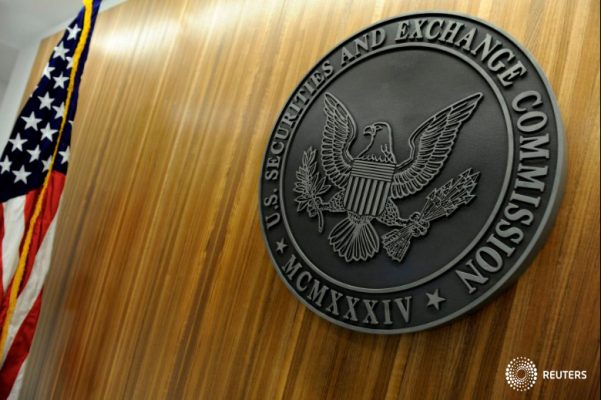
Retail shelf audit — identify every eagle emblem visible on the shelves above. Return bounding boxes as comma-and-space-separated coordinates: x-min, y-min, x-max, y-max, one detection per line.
294, 92, 483, 263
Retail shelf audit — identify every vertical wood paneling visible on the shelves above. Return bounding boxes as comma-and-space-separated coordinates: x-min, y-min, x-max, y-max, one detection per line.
16, 0, 599, 398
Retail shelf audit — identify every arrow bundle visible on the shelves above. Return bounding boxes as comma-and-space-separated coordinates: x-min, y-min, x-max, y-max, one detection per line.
382, 168, 480, 262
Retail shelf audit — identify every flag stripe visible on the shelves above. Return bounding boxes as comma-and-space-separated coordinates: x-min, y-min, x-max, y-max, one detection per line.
2, 213, 59, 364
6, 358, 27, 400
0, 295, 41, 399
1, 197, 26, 293
18, 173, 65, 295
0, 172, 63, 357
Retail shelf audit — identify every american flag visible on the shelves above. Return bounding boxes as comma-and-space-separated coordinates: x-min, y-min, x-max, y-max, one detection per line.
0, 1, 100, 397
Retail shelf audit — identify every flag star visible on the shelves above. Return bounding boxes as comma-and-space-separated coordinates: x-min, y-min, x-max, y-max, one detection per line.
12, 165, 31, 184
52, 41, 69, 60
66, 56, 73, 69
42, 156, 52, 172
8, 133, 27, 152
21, 111, 41, 130
27, 145, 41, 162
42, 64, 55, 79
66, 24, 81, 40
40, 123, 58, 142
38, 92, 54, 110
53, 73, 69, 89
59, 147, 70, 165
0, 156, 11, 174
53, 103, 65, 120
425, 289, 446, 311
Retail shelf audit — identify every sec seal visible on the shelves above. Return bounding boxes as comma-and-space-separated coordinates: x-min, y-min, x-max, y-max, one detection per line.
259, 12, 564, 333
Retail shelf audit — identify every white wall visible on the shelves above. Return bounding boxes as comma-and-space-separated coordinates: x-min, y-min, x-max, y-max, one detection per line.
0, 42, 39, 154
0, 81, 7, 105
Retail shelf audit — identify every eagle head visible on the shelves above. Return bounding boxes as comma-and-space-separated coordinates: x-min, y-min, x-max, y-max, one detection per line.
357, 122, 394, 161
363, 122, 391, 138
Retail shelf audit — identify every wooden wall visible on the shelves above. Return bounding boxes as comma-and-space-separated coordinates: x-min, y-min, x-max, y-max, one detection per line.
19, 0, 599, 398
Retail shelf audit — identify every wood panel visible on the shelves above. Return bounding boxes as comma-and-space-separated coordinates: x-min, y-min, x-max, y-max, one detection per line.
17, 0, 599, 398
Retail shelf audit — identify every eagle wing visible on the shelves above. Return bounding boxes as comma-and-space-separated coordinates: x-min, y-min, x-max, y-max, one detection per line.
320, 92, 357, 188
390, 93, 483, 199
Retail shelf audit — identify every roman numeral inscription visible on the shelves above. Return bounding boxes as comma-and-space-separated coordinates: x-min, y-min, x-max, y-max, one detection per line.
282, 255, 412, 326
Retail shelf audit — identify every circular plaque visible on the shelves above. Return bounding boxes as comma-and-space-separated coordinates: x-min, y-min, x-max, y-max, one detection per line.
259, 12, 564, 333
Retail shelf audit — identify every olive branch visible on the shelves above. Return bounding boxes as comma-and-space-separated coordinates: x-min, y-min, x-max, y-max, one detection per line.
294, 147, 330, 232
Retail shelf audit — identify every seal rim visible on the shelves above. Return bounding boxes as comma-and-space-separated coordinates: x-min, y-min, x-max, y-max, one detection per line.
258, 10, 566, 334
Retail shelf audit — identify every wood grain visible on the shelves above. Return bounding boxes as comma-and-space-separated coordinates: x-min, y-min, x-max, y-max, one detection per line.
17, 0, 599, 398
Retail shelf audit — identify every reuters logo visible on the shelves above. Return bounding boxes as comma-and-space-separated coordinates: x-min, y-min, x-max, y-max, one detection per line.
505, 357, 538, 391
